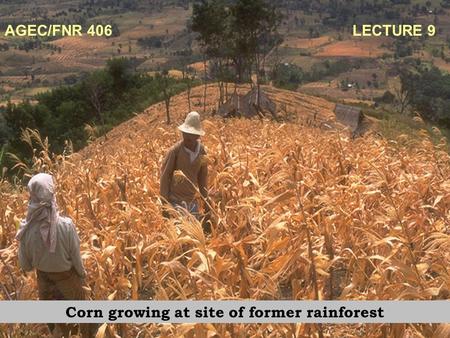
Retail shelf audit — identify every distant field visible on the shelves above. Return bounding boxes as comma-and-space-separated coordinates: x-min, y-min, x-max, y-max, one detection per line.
91, 7, 190, 39
48, 36, 110, 71
414, 50, 450, 73
0, 98, 25, 107
341, 98, 377, 106
0, 83, 14, 92
0, 86, 52, 105
282, 36, 332, 49
137, 57, 170, 71
0, 71, 79, 103
270, 52, 320, 72
0, 8, 189, 99
188, 61, 207, 73
0, 50, 38, 69
315, 38, 390, 58
335, 67, 387, 86
433, 57, 450, 73
147, 69, 184, 79
50, 36, 110, 54
300, 82, 385, 101
17, 86, 52, 97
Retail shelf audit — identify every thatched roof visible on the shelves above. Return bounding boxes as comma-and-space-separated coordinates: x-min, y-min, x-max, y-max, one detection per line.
218, 88, 277, 118
218, 93, 244, 117
334, 103, 363, 132
243, 87, 277, 117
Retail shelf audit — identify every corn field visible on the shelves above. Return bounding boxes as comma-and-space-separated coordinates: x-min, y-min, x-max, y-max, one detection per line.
0, 85, 449, 337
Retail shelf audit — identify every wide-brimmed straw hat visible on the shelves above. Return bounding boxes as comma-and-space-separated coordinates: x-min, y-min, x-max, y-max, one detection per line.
178, 111, 205, 136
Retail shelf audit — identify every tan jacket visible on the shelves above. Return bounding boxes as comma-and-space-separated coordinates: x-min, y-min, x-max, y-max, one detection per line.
160, 141, 208, 203
18, 217, 86, 278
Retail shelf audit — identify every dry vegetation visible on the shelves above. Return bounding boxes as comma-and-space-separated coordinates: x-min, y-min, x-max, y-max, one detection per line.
188, 61, 208, 74
432, 58, 450, 73
0, 85, 449, 337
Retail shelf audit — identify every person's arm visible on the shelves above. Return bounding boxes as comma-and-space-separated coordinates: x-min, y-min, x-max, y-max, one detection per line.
160, 146, 177, 204
18, 239, 33, 272
68, 222, 86, 279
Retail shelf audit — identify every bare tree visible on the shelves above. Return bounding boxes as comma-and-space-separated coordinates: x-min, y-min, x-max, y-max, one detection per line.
185, 67, 196, 113
85, 72, 108, 139
87, 82, 105, 126
392, 68, 414, 115
179, 62, 197, 114
161, 70, 173, 124
393, 82, 412, 115
203, 55, 208, 114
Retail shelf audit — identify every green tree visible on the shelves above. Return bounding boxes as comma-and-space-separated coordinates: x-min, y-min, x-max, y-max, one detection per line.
0, 111, 11, 146
231, 0, 282, 102
192, 0, 282, 108
230, 0, 282, 83
106, 57, 132, 94
192, 0, 231, 108
271, 63, 303, 90
2, 60, 189, 179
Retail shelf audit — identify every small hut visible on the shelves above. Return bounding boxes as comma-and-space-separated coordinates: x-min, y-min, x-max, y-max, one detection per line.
243, 87, 277, 118
218, 88, 277, 118
218, 92, 244, 117
334, 103, 363, 133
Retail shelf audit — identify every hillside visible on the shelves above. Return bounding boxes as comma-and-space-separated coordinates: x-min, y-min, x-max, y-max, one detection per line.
2, 0, 450, 108
0, 85, 449, 337
76, 84, 337, 161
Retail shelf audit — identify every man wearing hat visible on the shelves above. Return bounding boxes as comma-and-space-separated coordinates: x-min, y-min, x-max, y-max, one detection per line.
160, 111, 210, 228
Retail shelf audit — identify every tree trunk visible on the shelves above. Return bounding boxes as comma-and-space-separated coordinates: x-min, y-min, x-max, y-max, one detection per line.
255, 54, 261, 108
236, 57, 244, 83
250, 69, 253, 88
225, 82, 228, 102
203, 55, 207, 114
218, 59, 224, 106
165, 98, 171, 124
218, 81, 224, 106
187, 84, 191, 112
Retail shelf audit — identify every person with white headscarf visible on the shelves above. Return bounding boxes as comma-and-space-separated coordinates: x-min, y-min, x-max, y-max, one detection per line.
16, 173, 94, 337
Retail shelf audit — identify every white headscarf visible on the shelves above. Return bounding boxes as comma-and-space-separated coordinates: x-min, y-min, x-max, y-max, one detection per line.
16, 173, 59, 253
